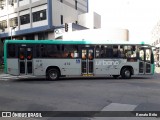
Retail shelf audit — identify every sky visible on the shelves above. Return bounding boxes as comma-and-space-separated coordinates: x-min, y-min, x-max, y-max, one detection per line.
89, 0, 160, 43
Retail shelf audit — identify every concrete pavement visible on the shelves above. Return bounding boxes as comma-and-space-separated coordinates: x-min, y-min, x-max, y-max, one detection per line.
90, 103, 160, 120
155, 67, 160, 73
1, 66, 160, 75
0, 69, 160, 120
0, 69, 3, 74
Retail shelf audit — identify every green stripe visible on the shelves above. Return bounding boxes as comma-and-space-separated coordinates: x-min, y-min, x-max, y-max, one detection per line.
151, 64, 155, 74
5, 40, 149, 46
4, 40, 8, 73
5, 40, 91, 45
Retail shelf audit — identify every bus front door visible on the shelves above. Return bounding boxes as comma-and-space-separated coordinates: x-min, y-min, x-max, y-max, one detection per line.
139, 48, 152, 74
81, 48, 94, 76
19, 46, 33, 75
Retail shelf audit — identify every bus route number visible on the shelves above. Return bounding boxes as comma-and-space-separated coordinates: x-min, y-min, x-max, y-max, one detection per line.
64, 62, 70, 66
36, 60, 42, 62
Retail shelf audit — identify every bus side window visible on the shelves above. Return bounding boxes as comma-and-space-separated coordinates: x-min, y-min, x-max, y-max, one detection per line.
95, 46, 100, 58
47, 45, 61, 58
62, 45, 79, 58
118, 49, 125, 58
67, 52, 72, 58
106, 46, 113, 58
113, 45, 118, 58
35, 45, 41, 58
88, 49, 94, 60
100, 46, 104, 58
41, 45, 48, 58
8, 44, 16, 58
82, 49, 87, 60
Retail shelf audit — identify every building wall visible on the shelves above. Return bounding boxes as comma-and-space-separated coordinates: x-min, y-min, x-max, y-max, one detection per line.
78, 12, 101, 29
63, 29, 129, 41
52, 0, 78, 26
0, 0, 88, 39
61, 0, 88, 14
94, 12, 101, 29
151, 20, 160, 47
151, 20, 160, 64
52, 0, 88, 26
0, 0, 48, 38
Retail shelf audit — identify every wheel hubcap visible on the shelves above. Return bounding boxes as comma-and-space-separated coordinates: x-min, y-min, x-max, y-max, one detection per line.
125, 70, 130, 77
50, 71, 57, 79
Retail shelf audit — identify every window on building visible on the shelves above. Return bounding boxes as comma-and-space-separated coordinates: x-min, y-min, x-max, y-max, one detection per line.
0, 0, 6, 9
32, 9, 47, 22
9, 17, 18, 27
20, 14, 30, 25
8, 0, 17, 6
25, 34, 34, 40
38, 32, 47, 40
0, 20, 7, 29
61, 15, 63, 24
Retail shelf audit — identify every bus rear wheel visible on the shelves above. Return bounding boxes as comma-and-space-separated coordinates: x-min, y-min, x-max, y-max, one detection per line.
47, 68, 60, 80
121, 68, 131, 79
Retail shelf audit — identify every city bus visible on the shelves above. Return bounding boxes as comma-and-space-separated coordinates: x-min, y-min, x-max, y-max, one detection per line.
4, 40, 155, 80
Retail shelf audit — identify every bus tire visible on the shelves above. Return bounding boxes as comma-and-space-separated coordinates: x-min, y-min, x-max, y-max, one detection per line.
121, 68, 131, 79
47, 68, 60, 80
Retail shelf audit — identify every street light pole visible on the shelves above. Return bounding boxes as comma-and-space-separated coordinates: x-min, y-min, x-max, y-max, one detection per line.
11, 26, 16, 40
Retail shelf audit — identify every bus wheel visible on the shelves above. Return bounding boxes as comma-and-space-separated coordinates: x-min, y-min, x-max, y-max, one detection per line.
121, 68, 131, 79
113, 75, 119, 79
47, 69, 60, 80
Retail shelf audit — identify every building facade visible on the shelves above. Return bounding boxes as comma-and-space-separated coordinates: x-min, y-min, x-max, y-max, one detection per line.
0, 0, 88, 41
62, 28, 129, 41
0, 0, 89, 57
151, 20, 160, 66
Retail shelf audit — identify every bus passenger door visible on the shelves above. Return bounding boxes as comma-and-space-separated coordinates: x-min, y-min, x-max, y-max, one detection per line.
139, 48, 152, 74
145, 48, 152, 74
19, 46, 33, 75
81, 48, 94, 76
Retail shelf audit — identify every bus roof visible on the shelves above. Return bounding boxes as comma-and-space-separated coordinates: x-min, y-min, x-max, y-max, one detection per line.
4, 40, 150, 46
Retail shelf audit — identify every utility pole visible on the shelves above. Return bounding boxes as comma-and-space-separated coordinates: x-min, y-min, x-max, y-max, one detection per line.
11, 26, 16, 40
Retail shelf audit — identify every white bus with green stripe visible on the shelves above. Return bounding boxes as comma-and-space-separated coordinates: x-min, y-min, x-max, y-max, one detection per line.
4, 40, 155, 80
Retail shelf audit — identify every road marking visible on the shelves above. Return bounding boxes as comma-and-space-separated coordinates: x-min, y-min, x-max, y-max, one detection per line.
101, 103, 137, 111
89, 103, 159, 120
0, 74, 37, 81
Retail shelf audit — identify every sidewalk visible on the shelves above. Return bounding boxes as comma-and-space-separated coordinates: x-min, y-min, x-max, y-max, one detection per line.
155, 67, 160, 73
0, 69, 4, 74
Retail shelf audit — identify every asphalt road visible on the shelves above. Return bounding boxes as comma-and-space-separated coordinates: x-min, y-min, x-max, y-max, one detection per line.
0, 73, 160, 120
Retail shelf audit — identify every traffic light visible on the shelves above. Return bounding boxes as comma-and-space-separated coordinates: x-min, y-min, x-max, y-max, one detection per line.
65, 23, 68, 32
